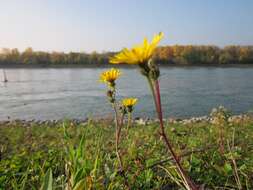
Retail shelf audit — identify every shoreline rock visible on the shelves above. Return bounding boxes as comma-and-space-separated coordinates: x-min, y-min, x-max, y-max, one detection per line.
1, 113, 252, 127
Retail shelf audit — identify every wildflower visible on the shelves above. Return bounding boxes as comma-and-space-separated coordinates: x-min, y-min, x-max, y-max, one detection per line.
110, 32, 163, 65
110, 33, 163, 79
122, 98, 138, 135
122, 98, 138, 113
99, 68, 129, 188
100, 68, 121, 87
109, 32, 198, 190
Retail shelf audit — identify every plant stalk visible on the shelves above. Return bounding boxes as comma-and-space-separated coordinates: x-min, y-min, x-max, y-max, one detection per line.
126, 112, 132, 136
110, 86, 130, 189
112, 103, 123, 170
112, 103, 131, 189
147, 77, 198, 190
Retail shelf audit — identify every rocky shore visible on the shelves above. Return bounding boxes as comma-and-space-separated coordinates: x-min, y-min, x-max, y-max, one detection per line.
0, 113, 252, 127
135, 113, 253, 125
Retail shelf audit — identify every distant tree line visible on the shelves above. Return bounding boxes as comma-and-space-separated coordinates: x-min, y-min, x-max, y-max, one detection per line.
154, 45, 253, 65
0, 46, 253, 66
0, 47, 111, 66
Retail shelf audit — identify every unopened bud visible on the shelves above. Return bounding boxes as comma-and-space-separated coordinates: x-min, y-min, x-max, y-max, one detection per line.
107, 90, 115, 103
107, 90, 113, 98
120, 106, 127, 115
148, 59, 160, 80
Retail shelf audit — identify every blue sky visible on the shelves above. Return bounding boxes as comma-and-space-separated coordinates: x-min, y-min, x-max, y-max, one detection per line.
0, 0, 252, 52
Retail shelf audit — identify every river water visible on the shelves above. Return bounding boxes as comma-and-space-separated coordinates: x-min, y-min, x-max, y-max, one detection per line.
0, 67, 253, 120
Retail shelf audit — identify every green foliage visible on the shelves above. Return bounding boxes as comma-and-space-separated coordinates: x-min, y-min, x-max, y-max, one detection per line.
40, 168, 53, 190
0, 45, 253, 66
154, 45, 253, 65
64, 132, 103, 189
0, 118, 252, 189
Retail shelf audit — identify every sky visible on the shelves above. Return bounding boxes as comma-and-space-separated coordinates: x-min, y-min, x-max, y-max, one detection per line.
0, 0, 252, 53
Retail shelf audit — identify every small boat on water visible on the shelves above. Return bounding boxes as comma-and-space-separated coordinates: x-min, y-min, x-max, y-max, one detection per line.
3, 69, 8, 82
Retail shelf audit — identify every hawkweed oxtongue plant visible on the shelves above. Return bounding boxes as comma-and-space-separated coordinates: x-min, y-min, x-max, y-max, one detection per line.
99, 68, 122, 165
99, 68, 130, 189
110, 33, 199, 190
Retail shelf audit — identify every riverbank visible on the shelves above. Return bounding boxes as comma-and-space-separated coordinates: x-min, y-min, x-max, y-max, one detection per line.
0, 113, 252, 189
1, 113, 252, 127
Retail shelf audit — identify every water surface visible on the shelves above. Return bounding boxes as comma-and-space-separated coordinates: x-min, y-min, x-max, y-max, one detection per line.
0, 67, 253, 120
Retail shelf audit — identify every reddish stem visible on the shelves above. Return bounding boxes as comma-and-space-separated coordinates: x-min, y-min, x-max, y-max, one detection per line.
153, 80, 199, 190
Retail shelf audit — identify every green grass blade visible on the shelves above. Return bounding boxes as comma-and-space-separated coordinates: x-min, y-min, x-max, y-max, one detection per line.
40, 168, 53, 190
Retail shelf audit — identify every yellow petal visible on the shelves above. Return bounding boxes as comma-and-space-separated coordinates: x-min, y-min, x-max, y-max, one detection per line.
109, 33, 164, 65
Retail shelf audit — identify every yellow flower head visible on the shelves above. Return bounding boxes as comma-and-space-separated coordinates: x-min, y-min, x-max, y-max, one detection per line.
110, 32, 164, 65
122, 98, 138, 108
100, 68, 121, 86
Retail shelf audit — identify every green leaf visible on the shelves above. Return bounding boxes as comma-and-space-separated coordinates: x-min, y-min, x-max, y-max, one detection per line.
40, 168, 53, 190
77, 135, 85, 158
224, 163, 232, 175
73, 168, 84, 186
91, 155, 99, 179
73, 179, 86, 190
239, 164, 247, 171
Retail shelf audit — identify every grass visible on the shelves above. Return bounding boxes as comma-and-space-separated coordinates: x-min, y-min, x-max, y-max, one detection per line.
0, 118, 252, 189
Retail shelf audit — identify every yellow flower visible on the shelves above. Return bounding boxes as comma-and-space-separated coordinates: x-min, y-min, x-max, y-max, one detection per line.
122, 98, 138, 107
100, 68, 121, 86
110, 32, 164, 65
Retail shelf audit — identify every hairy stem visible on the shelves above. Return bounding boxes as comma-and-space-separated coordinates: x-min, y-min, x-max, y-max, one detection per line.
112, 103, 130, 189
227, 129, 242, 190
112, 103, 123, 169
148, 78, 198, 190
110, 87, 130, 189
219, 124, 225, 155
147, 77, 159, 111
126, 112, 132, 136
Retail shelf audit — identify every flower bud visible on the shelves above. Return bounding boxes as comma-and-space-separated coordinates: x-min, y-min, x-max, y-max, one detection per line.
107, 90, 115, 103
148, 59, 160, 80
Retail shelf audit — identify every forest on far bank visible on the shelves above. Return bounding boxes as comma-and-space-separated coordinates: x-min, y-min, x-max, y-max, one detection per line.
0, 45, 253, 66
